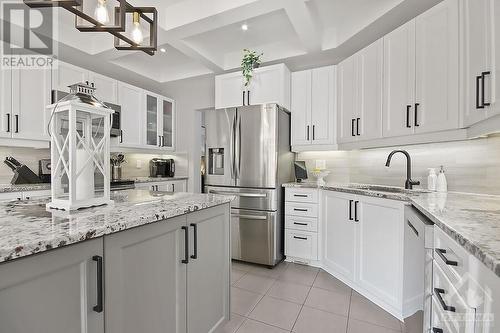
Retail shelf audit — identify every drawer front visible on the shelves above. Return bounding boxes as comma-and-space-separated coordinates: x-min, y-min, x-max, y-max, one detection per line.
285, 229, 318, 260
285, 202, 318, 217
285, 188, 319, 203
432, 262, 475, 333
285, 215, 318, 232
434, 227, 469, 284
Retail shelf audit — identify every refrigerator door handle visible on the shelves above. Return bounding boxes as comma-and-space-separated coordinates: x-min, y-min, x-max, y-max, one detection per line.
209, 190, 267, 198
230, 110, 237, 181
234, 109, 242, 181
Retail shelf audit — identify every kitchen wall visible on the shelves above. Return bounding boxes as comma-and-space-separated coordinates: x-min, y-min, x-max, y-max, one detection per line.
0, 147, 50, 185
298, 135, 500, 195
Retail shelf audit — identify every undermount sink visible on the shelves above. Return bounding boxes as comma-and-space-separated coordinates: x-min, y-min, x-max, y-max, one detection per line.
341, 184, 429, 194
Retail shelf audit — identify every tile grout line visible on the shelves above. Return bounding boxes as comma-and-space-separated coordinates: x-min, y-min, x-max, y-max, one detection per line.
345, 289, 353, 333
290, 269, 318, 332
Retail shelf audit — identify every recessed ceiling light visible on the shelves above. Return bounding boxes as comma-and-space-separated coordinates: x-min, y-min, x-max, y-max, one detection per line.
160, 48, 166, 53
241, 24, 248, 31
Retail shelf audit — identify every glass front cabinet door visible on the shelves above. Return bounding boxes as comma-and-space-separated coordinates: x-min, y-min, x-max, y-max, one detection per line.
145, 93, 159, 147
144, 92, 175, 150
161, 98, 175, 149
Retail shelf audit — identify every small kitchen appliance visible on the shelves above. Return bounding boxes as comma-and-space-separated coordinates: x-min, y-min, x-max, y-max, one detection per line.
150, 158, 175, 177
39, 159, 51, 183
4, 157, 42, 184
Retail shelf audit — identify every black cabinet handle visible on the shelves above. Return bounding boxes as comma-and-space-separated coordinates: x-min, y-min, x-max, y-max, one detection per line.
293, 194, 308, 198
181, 226, 189, 264
14, 115, 18, 133
354, 201, 359, 222
293, 222, 308, 226
406, 105, 411, 128
432, 328, 443, 333
351, 119, 356, 136
434, 288, 456, 312
172, 183, 175, 192
476, 75, 484, 109
293, 236, 308, 240
407, 220, 419, 237
119, 130, 123, 143
348, 200, 353, 221
414, 103, 420, 127
294, 208, 308, 212
482, 71, 491, 107
92, 255, 104, 313
247, 90, 250, 105
306, 125, 310, 141
242, 91, 246, 106
312, 125, 315, 140
6, 113, 10, 133
435, 248, 458, 266
190, 223, 198, 259
356, 118, 360, 136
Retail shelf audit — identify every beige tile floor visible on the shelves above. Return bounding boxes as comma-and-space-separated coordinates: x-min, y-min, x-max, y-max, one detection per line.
218, 260, 419, 333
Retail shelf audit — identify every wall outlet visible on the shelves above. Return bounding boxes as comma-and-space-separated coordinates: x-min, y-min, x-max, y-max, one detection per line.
136, 160, 142, 168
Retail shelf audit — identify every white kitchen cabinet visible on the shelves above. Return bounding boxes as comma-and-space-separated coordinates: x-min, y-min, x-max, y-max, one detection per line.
292, 66, 335, 147
186, 206, 230, 333
463, 0, 500, 127
88, 72, 118, 104
11, 67, 51, 141
0, 238, 104, 333
337, 39, 383, 143
414, 0, 459, 134
160, 97, 175, 150
322, 191, 357, 281
53, 61, 88, 92
105, 216, 187, 333
116, 82, 143, 147
0, 66, 12, 138
383, 20, 416, 138
143, 92, 176, 150
215, 64, 290, 110
137, 179, 187, 192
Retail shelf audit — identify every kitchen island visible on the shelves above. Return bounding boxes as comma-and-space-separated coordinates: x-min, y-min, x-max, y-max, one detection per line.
0, 189, 233, 333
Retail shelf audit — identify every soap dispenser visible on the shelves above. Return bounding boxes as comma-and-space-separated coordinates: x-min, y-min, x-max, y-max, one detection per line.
427, 168, 437, 191
436, 166, 448, 192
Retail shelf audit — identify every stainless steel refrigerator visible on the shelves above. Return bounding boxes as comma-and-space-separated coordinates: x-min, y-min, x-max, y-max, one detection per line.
203, 104, 294, 267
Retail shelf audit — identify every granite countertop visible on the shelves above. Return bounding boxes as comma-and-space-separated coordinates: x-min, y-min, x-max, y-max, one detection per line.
0, 189, 232, 264
284, 182, 500, 278
134, 176, 189, 183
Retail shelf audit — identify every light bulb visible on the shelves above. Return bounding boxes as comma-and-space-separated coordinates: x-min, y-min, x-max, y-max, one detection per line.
94, 0, 109, 24
131, 12, 143, 44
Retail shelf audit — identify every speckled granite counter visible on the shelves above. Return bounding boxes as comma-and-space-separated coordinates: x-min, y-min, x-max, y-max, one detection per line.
0, 183, 50, 193
134, 176, 189, 183
283, 182, 500, 278
0, 189, 232, 263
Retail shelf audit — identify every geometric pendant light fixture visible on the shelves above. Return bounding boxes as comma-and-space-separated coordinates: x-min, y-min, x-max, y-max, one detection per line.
113, 6, 157, 56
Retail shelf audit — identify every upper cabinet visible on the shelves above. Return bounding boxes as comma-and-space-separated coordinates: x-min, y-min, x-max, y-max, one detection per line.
463, 0, 500, 126
88, 72, 118, 104
215, 63, 291, 110
383, 0, 459, 137
143, 92, 176, 151
116, 82, 143, 147
291, 66, 336, 148
338, 39, 383, 144
53, 61, 88, 93
0, 66, 13, 139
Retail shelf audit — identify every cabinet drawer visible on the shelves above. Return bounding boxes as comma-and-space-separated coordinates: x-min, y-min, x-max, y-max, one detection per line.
285, 202, 318, 217
285, 229, 318, 260
434, 227, 469, 284
432, 262, 475, 333
285, 215, 318, 232
285, 188, 319, 203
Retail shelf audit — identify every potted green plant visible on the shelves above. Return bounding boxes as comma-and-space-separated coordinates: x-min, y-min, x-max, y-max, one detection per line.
241, 49, 263, 87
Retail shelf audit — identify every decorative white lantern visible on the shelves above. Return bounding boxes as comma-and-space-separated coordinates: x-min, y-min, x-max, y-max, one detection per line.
47, 82, 114, 211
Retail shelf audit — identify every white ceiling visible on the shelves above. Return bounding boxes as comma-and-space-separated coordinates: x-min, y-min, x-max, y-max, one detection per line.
5, 0, 443, 86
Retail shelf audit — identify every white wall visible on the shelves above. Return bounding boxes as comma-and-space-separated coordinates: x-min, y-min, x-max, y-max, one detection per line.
162, 74, 215, 192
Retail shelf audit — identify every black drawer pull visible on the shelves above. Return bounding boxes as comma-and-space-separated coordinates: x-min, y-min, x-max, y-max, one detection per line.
293, 222, 308, 226
293, 194, 308, 198
351, 119, 356, 136
14, 115, 18, 133
482, 71, 491, 107
348, 200, 353, 221
354, 201, 359, 222
476, 75, 484, 109
406, 105, 411, 128
181, 226, 189, 264
6, 113, 10, 133
293, 236, 308, 240
356, 118, 360, 136
190, 223, 198, 259
435, 248, 458, 266
414, 103, 420, 127
293, 208, 308, 212
434, 288, 456, 312
92, 255, 104, 313
407, 220, 419, 237
432, 328, 443, 333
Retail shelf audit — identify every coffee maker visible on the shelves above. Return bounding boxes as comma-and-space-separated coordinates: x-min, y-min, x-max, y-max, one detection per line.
150, 158, 175, 177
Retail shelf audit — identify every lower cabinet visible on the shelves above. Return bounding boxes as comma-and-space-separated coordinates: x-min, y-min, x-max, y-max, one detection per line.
0, 239, 104, 333
136, 179, 188, 192
321, 190, 405, 318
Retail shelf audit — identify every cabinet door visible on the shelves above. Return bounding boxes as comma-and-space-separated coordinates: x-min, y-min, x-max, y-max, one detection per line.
291, 70, 312, 146
53, 61, 88, 92
88, 72, 118, 103
215, 73, 245, 109
145, 93, 160, 147
487, 0, 500, 119
0, 66, 12, 138
337, 56, 358, 143
357, 196, 404, 310
357, 39, 383, 141
0, 238, 104, 333
311, 66, 335, 145
117, 83, 143, 146
463, 0, 492, 126
12, 67, 51, 140
250, 64, 289, 107
383, 20, 416, 138
415, 0, 459, 134
322, 191, 356, 281
105, 216, 187, 333
187, 205, 230, 333
171, 180, 186, 192
161, 97, 175, 149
